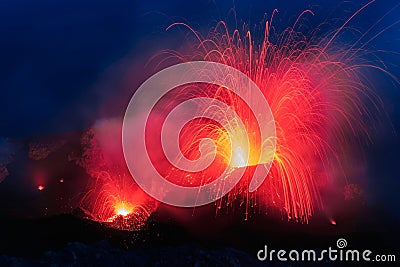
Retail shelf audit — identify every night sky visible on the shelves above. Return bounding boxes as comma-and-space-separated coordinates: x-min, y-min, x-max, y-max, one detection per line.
0, 0, 399, 220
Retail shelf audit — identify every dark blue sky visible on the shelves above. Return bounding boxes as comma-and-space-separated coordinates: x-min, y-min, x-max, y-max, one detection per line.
0, 0, 398, 137
0, 0, 399, 217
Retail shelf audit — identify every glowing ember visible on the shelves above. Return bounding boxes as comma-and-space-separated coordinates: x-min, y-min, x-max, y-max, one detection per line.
80, 5, 382, 225
37, 185, 45, 191
114, 201, 133, 217
153, 8, 380, 222
78, 127, 158, 230
106, 202, 152, 231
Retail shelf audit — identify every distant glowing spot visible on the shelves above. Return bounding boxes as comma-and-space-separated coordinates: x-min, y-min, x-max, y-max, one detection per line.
59, 179, 64, 183
330, 218, 337, 225
114, 201, 133, 217
38, 185, 45, 191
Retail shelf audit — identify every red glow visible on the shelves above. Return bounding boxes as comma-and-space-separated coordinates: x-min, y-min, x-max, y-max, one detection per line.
114, 201, 133, 217
78, 126, 158, 230
152, 16, 377, 222
79, 11, 379, 226
37, 185, 45, 191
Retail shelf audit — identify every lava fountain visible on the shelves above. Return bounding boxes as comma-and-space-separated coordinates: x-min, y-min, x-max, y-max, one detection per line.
146, 9, 381, 222
81, 4, 384, 227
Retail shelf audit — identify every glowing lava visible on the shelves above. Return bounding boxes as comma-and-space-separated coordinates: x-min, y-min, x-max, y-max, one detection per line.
78, 128, 158, 230
231, 146, 247, 168
152, 8, 380, 222
80, 5, 383, 225
114, 201, 133, 217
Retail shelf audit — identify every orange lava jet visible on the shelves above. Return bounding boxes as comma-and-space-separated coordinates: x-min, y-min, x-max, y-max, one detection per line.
79, 5, 383, 226
114, 201, 133, 217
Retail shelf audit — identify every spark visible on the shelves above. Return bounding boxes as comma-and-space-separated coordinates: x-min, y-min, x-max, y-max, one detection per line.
79, 5, 386, 226
154, 10, 381, 222
114, 201, 133, 217
77, 128, 158, 230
